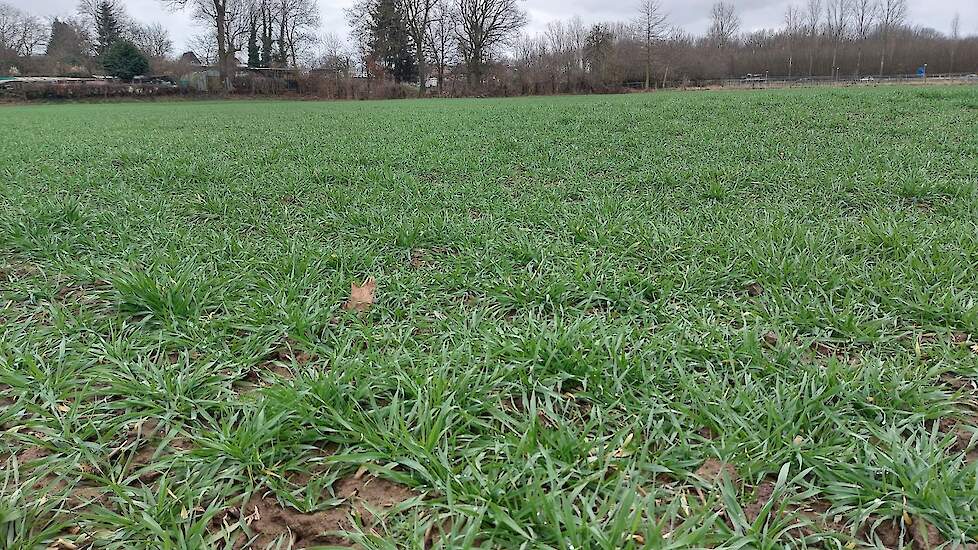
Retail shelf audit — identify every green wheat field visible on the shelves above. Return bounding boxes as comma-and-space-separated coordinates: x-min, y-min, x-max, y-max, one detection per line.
1, 86, 977, 549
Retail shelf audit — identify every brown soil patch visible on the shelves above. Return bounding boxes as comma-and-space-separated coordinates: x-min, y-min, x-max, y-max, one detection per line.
696, 426, 716, 440
0, 258, 38, 280
561, 392, 593, 421
911, 518, 946, 549
125, 437, 192, 483
409, 247, 457, 271
67, 484, 109, 509
501, 395, 556, 428
936, 375, 978, 463
940, 374, 977, 396
220, 475, 419, 548
951, 332, 971, 345
112, 419, 192, 482
938, 417, 978, 464
793, 499, 849, 535
409, 249, 429, 269
275, 338, 314, 365
805, 339, 863, 366
856, 516, 948, 549
16, 445, 51, 464
811, 341, 839, 358
236, 362, 295, 394
284, 446, 337, 486
742, 481, 776, 524
55, 280, 113, 310
862, 517, 903, 548
732, 477, 957, 547
740, 482, 849, 536
694, 459, 739, 485
460, 292, 478, 307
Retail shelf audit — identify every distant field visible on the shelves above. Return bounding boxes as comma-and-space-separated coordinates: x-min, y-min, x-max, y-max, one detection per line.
1, 87, 977, 549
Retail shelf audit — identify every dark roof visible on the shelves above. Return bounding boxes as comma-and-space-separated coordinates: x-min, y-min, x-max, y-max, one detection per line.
180, 52, 203, 65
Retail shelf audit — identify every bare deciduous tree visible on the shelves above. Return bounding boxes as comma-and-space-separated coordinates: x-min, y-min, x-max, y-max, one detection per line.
824, 0, 850, 79
455, 0, 526, 86
949, 12, 960, 72
162, 0, 237, 87
132, 22, 173, 57
426, 0, 455, 94
851, 0, 875, 76
804, 0, 821, 75
547, 20, 579, 91
708, 2, 740, 49
400, 0, 437, 94
784, 5, 802, 77
274, 0, 318, 66
877, 0, 907, 76
634, 0, 667, 89
0, 2, 47, 57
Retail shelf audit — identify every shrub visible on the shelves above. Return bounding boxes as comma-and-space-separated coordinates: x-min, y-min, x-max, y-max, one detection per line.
102, 40, 150, 81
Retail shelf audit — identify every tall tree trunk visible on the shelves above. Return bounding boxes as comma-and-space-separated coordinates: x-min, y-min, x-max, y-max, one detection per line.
878, 40, 885, 77
855, 44, 862, 77
830, 46, 838, 79
469, 44, 483, 87
278, 20, 287, 66
416, 43, 426, 97
261, 6, 272, 67
808, 38, 815, 77
214, 0, 230, 90
644, 44, 651, 89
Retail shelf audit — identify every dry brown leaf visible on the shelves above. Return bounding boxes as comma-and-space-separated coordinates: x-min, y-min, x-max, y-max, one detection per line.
344, 278, 377, 312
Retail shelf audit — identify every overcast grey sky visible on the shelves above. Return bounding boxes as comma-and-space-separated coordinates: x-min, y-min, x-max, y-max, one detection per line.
11, 0, 977, 54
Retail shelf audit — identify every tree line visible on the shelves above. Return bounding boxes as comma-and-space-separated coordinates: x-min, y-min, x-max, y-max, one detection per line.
2, 0, 977, 94
1, 0, 173, 79
502, 0, 978, 96
167, 0, 320, 88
